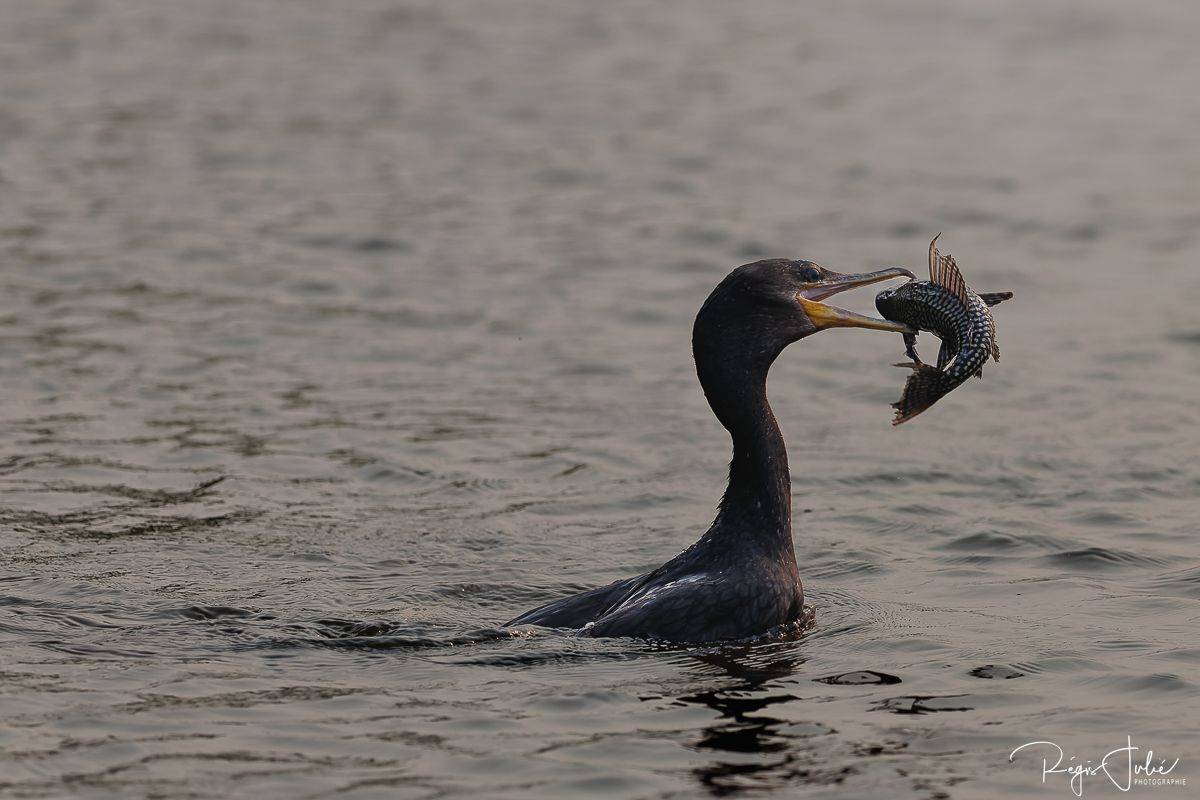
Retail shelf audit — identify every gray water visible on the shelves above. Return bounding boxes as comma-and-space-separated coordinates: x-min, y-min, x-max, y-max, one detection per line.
1, 1, 1198, 798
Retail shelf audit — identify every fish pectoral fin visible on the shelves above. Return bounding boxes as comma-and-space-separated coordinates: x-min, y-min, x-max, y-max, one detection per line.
978, 291, 1013, 307
927, 235, 971, 309
936, 340, 954, 371
991, 340, 1001, 362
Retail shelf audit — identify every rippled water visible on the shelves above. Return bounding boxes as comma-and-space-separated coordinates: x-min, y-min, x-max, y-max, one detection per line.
1, 1, 1198, 797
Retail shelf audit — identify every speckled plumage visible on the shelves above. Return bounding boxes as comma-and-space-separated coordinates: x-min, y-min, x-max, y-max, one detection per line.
874, 237, 1012, 424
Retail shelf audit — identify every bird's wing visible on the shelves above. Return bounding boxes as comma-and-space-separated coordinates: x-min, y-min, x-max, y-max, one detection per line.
504, 573, 647, 629
584, 573, 775, 642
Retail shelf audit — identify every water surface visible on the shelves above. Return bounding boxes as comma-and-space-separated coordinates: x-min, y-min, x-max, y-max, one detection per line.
1, 1, 1198, 797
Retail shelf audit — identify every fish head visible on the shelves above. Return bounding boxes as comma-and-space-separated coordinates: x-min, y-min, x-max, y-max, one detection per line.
874, 279, 923, 323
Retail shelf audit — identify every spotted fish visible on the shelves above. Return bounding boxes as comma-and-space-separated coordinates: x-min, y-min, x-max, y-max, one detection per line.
873, 236, 1013, 425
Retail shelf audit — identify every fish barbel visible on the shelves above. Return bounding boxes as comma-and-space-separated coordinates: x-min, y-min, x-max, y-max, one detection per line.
874, 235, 1013, 424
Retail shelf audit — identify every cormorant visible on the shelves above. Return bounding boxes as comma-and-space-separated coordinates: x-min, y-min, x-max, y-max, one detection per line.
506, 259, 915, 642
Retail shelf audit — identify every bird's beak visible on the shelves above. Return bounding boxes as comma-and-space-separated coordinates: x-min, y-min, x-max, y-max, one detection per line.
797, 267, 916, 333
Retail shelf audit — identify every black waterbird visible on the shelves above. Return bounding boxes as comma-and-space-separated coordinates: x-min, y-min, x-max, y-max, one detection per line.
874, 236, 1013, 425
506, 260, 916, 643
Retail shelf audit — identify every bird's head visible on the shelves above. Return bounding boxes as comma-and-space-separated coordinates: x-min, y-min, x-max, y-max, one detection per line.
694, 259, 917, 363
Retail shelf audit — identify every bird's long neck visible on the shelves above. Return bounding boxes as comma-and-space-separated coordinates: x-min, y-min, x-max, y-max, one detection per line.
696, 352, 794, 554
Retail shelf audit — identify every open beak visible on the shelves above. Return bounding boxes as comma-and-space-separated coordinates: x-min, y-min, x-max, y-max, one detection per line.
797, 266, 916, 333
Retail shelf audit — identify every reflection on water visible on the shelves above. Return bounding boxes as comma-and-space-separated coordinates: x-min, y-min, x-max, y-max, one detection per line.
2, 0, 1199, 798
678, 651, 811, 795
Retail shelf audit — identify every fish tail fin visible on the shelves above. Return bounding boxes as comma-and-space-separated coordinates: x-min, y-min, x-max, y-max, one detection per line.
978, 291, 1013, 307
891, 363, 948, 425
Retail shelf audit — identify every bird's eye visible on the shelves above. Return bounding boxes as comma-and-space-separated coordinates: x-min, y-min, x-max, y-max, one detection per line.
800, 266, 822, 283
